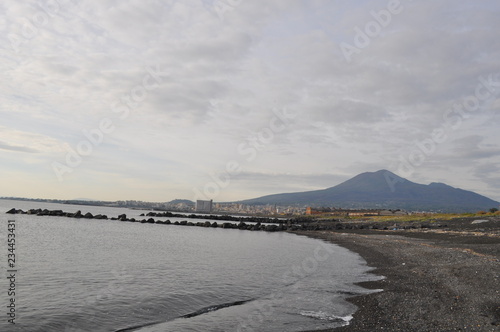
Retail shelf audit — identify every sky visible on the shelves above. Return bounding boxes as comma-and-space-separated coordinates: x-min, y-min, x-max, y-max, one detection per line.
1, 0, 499, 203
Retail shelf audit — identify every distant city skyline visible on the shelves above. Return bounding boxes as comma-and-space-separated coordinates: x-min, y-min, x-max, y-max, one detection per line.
1, 1, 499, 203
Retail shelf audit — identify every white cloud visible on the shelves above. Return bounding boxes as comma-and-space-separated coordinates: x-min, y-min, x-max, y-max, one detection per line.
0, 0, 499, 202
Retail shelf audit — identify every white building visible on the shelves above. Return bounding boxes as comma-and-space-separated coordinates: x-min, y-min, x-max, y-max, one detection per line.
196, 199, 213, 213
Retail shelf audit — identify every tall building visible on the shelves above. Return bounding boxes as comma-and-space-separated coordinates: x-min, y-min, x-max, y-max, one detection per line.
196, 199, 213, 213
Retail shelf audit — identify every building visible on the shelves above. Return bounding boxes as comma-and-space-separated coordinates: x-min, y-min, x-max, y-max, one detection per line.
196, 199, 213, 213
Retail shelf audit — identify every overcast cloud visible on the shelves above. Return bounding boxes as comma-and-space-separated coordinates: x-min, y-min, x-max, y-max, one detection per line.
1, 0, 499, 203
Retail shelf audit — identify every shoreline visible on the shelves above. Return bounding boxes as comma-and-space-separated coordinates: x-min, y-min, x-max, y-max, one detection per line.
295, 225, 500, 331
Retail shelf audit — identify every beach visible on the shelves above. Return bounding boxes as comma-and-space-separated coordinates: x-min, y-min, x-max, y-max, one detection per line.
296, 217, 500, 331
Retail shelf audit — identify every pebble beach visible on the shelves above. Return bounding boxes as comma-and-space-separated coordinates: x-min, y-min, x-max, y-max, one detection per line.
297, 217, 500, 331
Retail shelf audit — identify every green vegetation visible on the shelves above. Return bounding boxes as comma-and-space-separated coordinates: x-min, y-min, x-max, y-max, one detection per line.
312, 211, 500, 223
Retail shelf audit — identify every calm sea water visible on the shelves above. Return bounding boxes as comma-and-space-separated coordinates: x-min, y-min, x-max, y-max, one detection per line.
0, 199, 381, 332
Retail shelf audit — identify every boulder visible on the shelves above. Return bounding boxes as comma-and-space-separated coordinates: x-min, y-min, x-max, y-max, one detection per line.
265, 225, 278, 232
51, 210, 64, 216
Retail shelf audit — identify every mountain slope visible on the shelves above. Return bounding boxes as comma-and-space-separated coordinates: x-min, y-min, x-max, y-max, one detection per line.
238, 170, 500, 212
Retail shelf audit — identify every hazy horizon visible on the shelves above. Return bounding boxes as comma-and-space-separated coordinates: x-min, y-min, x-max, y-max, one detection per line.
1, 1, 500, 203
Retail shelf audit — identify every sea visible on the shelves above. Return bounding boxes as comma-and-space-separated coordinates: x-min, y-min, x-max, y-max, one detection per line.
0, 199, 382, 332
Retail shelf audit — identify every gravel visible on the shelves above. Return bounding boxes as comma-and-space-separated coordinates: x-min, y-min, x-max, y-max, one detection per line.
295, 224, 500, 332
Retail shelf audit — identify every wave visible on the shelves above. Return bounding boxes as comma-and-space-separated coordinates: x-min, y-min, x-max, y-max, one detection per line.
300, 310, 353, 323
114, 299, 253, 332
181, 299, 253, 318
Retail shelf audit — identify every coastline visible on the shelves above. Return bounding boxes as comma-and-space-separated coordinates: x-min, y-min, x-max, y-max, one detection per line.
295, 224, 500, 331
4, 204, 500, 330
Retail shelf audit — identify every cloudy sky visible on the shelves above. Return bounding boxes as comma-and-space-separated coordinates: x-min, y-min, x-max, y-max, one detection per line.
1, 0, 499, 203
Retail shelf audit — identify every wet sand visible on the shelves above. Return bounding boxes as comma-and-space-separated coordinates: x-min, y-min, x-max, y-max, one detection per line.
295, 218, 500, 331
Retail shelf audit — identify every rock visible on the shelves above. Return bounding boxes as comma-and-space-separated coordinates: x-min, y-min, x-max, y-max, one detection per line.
83, 212, 93, 219
211, 222, 218, 228
265, 225, 278, 232
73, 210, 83, 218
6, 208, 18, 214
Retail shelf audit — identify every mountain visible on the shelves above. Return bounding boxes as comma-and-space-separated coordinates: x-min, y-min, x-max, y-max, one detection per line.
168, 199, 194, 206
238, 170, 500, 212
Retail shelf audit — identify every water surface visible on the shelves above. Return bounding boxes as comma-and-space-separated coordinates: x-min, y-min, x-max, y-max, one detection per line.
0, 199, 380, 332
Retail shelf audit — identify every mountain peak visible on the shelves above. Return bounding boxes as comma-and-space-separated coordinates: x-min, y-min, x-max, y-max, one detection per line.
238, 170, 500, 212
428, 182, 450, 188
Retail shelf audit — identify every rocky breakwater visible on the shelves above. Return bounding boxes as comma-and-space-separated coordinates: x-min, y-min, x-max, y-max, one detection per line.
5, 208, 294, 232
139, 211, 285, 224
6, 208, 108, 219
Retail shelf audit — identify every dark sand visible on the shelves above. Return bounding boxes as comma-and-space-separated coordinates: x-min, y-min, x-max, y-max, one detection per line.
295, 217, 500, 331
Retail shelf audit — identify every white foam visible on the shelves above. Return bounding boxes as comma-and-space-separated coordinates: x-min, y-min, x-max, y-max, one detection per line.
300, 310, 353, 323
